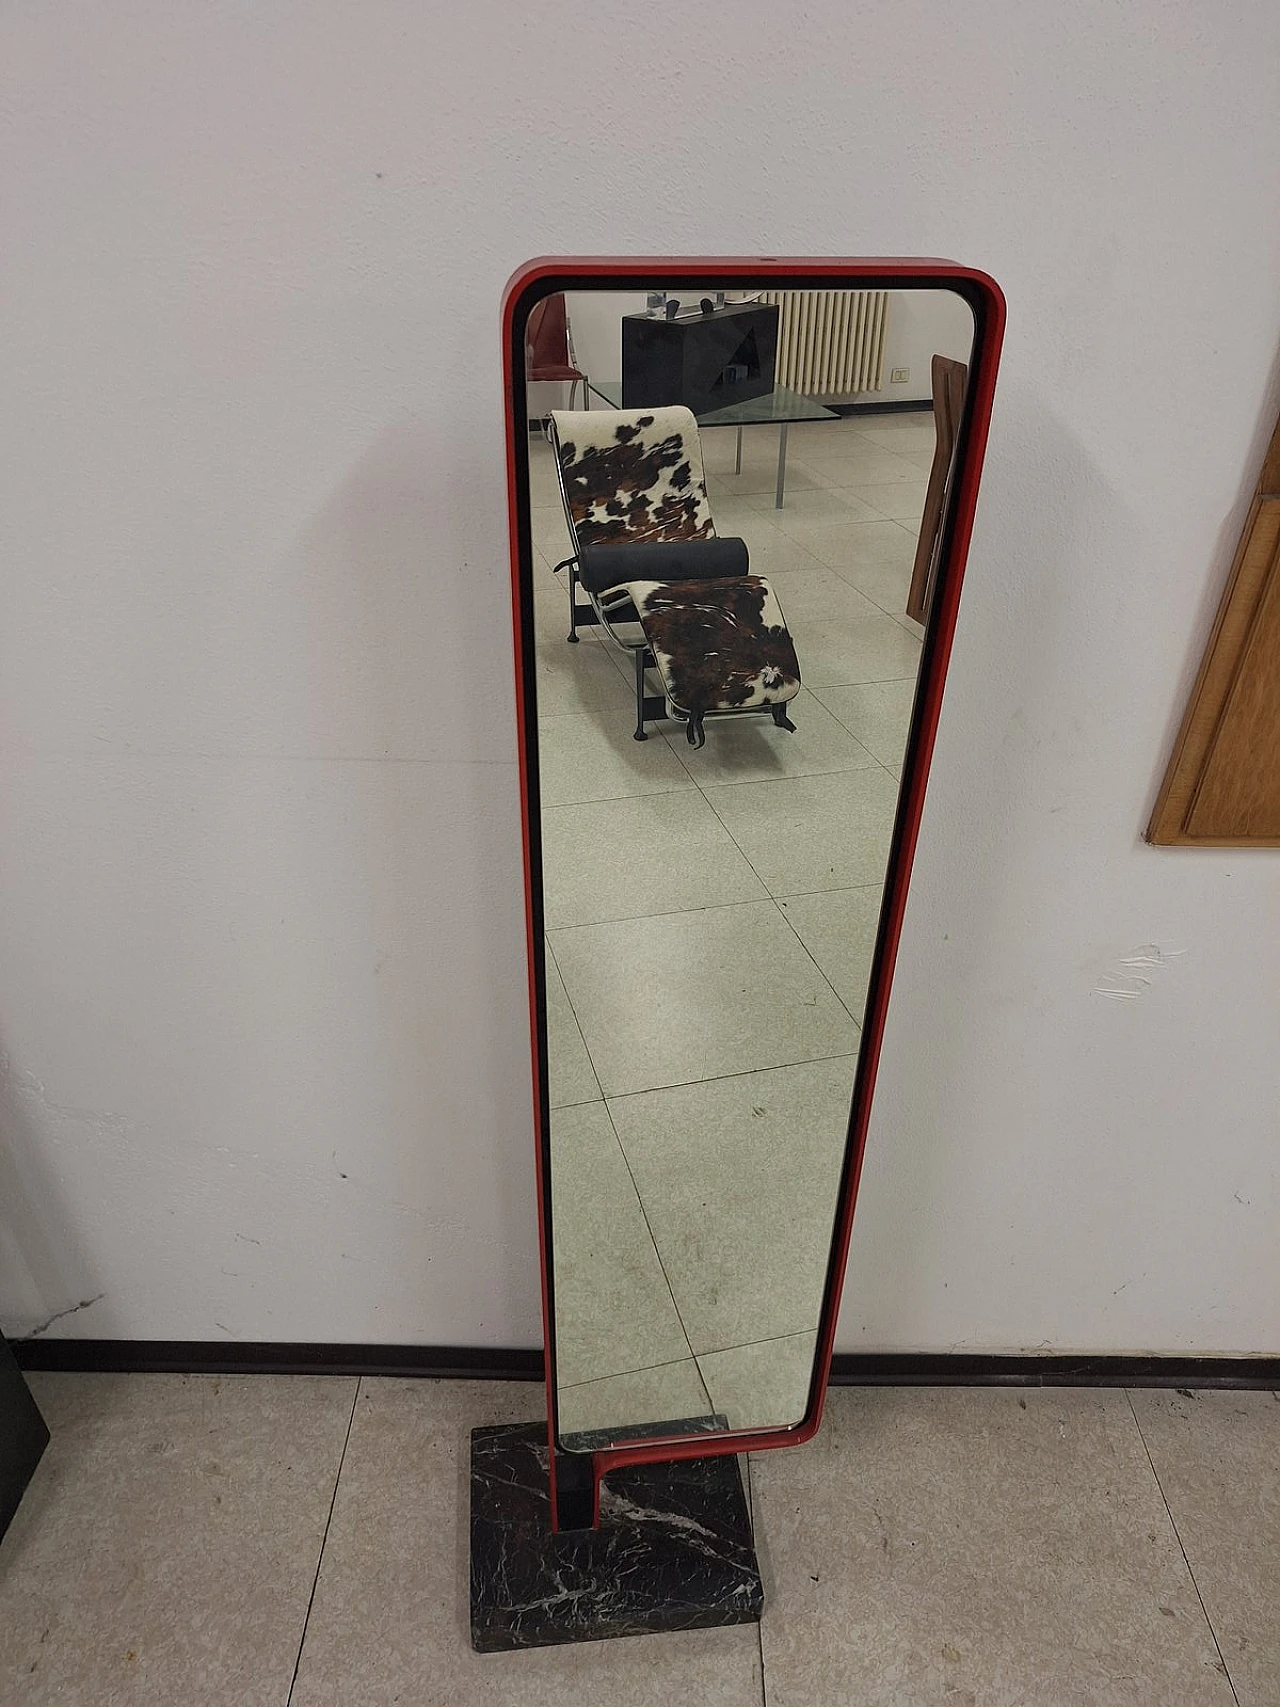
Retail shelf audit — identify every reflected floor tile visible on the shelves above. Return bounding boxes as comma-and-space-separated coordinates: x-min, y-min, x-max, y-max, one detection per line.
291, 1379, 766, 1705
558, 1359, 714, 1446
549, 1102, 691, 1386
812, 678, 917, 767
711, 521, 827, 578
753, 1387, 1233, 1707
705, 770, 900, 896
608, 1057, 856, 1354
1130, 1389, 1280, 1704
770, 420, 860, 453
550, 901, 858, 1096
663, 690, 879, 788
702, 427, 815, 473
776, 886, 882, 1022
545, 947, 601, 1109
531, 505, 573, 561
708, 462, 828, 497
860, 424, 937, 456
798, 447, 923, 486
823, 544, 917, 618
532, 609, 633, 721
845, 480, 928, 523
900, 447, 939, 474
747, 570, 922, 688
698, 1333, 818, 1434
541, 791, 765, 930
746, 486, 884, 526
1, 1373, 356, 1707
777, 515, 917, 576
527, 464, 565, 509
537, 711, 695, 808
703, 494, 765, 537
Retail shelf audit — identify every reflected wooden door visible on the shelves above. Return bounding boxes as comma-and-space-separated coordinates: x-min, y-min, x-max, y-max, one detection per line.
906, 354, 968, 625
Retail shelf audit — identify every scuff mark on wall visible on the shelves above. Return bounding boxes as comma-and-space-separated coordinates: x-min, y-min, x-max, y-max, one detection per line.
1092, 944, 1187, 1001
3, 1055, 132, 1140
17, 1293, 105, 1340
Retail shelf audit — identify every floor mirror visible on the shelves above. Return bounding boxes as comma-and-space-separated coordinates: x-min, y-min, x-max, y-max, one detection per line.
478, 257, 1003, 1648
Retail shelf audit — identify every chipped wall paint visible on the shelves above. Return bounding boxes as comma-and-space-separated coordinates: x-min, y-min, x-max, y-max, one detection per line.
2, 2, 1279, 1352
1093, 946, 1187, 1002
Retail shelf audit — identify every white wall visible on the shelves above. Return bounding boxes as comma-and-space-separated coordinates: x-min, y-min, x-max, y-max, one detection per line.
2, 2, 1279, 1354
880, 289, 977, 402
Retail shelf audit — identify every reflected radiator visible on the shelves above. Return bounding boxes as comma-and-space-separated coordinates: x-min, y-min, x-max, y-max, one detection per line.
758, 290, 888, 397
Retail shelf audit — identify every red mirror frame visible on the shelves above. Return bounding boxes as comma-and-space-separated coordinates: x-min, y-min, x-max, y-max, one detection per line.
503, 258, 1005, 1528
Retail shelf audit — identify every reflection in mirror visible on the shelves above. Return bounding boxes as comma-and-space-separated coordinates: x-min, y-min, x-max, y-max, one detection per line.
522, 287, 975, 1452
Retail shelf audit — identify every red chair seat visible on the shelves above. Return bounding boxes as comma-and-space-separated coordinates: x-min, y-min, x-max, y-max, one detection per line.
530, 362, 585, 382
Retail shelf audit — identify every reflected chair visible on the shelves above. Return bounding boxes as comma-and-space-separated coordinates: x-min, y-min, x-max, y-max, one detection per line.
547, 405, 801, 747
525, 294, 589, 410
905, 354, 968, 624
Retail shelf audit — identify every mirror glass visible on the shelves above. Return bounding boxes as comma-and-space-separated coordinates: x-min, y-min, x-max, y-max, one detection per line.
520, 284, 975, 1450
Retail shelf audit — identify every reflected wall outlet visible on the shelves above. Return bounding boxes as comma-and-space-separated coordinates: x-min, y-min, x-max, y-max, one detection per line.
890, 367, 910, 383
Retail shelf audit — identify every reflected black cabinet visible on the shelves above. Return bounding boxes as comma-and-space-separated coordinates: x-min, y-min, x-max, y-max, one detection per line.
622, 301, 780, 415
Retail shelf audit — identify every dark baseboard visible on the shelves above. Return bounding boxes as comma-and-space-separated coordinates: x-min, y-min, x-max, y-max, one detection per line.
13, 1340, 544, 1380
12, 1340, 1279, 1390
828, 400, 933, 418
829, 1352, 1280, 1389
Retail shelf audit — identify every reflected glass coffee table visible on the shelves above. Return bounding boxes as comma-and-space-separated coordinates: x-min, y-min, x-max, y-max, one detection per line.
588, 381, 838, 508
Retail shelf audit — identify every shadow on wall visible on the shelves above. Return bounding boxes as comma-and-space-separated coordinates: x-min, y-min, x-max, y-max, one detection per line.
0, 417, 540, 1346
275, 418, 539, 1341
276, 417, 520, 766
839, 379, 1145, 1350
0, 1045, 103, 1341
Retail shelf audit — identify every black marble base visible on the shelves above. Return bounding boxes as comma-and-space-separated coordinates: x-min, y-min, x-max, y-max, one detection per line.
559, 1408, 726, 1455
469, 1422, 763, 1652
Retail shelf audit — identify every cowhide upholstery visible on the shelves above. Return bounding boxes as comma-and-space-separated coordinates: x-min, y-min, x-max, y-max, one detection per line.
625, 576, 801, 719
550, 407, 715, 549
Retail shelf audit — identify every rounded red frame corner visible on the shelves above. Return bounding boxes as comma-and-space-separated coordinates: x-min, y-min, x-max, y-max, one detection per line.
501, 257, 1005, 1525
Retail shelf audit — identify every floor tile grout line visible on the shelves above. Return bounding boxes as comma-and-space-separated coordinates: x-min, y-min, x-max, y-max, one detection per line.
543, 932, 605, 1105
767, 889, 867, 1032
686, 751, 910, 795
1123, 1389, 1241, 1707
546, 836, 849, 930
549, 922, 707, 1404
807, 679, 920, 767
559, 1351, 716, 1395
285, 1376, 362, 1707
599, 1044, 861, 1104
694, 782, 867, 1032
559, 1321, 819, 1396
599, 1097, 714, 1414
697, 1325, 820, 1362
547, 890, 829, 939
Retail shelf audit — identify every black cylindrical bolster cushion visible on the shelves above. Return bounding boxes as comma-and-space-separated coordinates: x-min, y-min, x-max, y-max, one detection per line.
578, 536, 750, 595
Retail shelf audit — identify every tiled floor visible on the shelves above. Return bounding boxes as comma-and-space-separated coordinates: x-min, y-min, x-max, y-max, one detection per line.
529, 413, 929, 1440
4, 1372, 1277, 1705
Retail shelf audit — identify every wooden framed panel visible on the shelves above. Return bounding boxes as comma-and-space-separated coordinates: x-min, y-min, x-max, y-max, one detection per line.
1148, 412, 1280, 846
